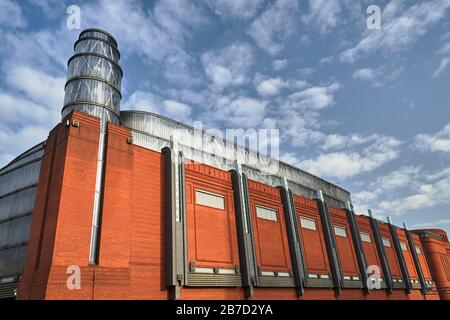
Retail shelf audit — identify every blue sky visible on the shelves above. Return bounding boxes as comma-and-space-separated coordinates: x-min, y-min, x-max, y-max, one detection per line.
0, 0, 449, 233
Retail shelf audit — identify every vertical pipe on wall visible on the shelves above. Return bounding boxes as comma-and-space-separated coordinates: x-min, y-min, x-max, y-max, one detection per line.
368, 209, 393, 294
403, 223, 427, 295
316, 190, 342, 295
162, 137, 187, 300
387, 217, 412, 293
88, 116, 107, 264
345, 201, 369, 293
230, 162, 258, 298
278, 177, 306, 296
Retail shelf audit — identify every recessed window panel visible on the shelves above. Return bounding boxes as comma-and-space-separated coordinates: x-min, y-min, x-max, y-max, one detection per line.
382, 238, 391, 247
300, 217, 317, 231
256, 206, 277, 222
400, 242, 408, 251
334, 226, 347, 238
195, 190, 225, 210
360, 233, 371, 243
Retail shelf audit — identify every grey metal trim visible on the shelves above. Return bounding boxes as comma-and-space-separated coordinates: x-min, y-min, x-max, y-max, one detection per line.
306, 278, 334, 288
258, 276, 295, 288
0, 281, 18, 299
368, 210, 393, 294
0, 211, 33, 225
67, 52, 123, 76
0, 184, 37, 200
187, 273, 242, 287
387, 217, 412, 293
79, 28, 118, 48
74, 37, 121, 59
345, 202, 369, 293
162, 147, 177, 294
316, 190, 342, 295
277, 178, 306, 296
342, 279, 364, 289
403, 223, 427, 294
179, 152, 189, 286
230, 167, 257, 298
162, 145, 187, 299
64, 76, 122, 98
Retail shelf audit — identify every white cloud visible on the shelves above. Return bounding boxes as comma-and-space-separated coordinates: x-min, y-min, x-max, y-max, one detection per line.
256, 77, 286, 97
273, 59, 288, 71
214, 97, 267, 128
353, 68, 382, 82
201, 42, 254, 90
163, 100, 192, 119
319, 56, 334, 65
0, 65, 65, 168
247, 0, 299, 55
353, 66, 403, 87
378, 168, 450, 215
299, 136, 402, 179
415, 123, 450, 152
353, 166, 422, 205
124, 90, 192, 123
413, 219, 450, 228
204, 0, 264, 19
286, 83, 341, 111
341, 0, 450, 63
82, 0, 206, 86
124, 90, 161, 114
432, 57, 450, 78
0, 0, 27, 28
303, 0, 342, 33
6, 66, 65, 109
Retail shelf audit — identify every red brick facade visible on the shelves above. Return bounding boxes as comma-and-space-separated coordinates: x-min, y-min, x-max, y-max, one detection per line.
17, 111, 449, 300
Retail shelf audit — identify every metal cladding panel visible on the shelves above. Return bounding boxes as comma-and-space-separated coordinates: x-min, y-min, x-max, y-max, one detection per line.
62, 104, 119, 124
121, 110, 351, 206
0, 215, 32, 248
0, 148, 43, 175
0, 187, 36, 221
68, 55, 122, 89
0, 246, 27, 278
75, 38, 120, 63
0, 161, 40, 198
64, 79, 121, 113
0, 144, 43, 280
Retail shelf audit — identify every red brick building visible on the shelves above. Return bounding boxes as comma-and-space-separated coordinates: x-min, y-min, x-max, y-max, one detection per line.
0, 29, 449, 300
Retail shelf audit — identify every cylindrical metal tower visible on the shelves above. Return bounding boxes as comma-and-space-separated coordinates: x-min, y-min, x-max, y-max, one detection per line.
62, 28, 122, 124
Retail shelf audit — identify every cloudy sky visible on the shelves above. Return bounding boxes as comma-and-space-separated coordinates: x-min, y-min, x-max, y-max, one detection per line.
0, 0, 449, 233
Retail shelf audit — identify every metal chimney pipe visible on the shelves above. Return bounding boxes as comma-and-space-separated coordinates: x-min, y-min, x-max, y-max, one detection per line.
62, 28, 122, 124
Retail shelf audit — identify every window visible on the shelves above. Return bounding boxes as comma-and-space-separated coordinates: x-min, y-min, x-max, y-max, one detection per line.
334, 226, 347, 238
300, 217, 317, 231
360, 233, 371, 243
256, 206, 277, 222
196, 190, 225, 210
400, 242, 408, 251
415, 246, 422, 255
382, 238, 391, 247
